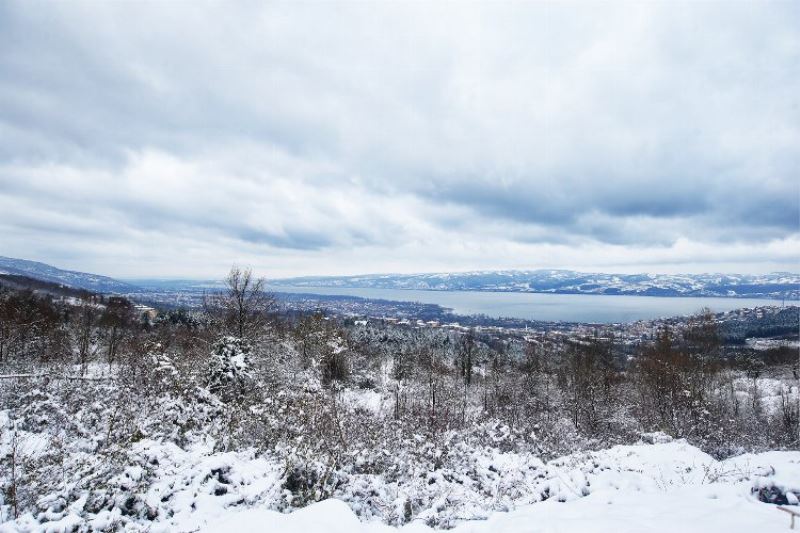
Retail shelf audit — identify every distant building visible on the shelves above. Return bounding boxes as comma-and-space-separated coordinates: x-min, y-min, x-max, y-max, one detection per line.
133, 304, 158, 320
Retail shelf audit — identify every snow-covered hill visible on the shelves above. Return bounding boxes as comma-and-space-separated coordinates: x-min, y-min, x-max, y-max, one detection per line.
273, 270, 800, 300
0, 256, 138, 294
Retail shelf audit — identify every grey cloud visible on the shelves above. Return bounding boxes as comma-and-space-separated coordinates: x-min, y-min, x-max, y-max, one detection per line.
0, 1, 797, 276
235, 227, 333, 251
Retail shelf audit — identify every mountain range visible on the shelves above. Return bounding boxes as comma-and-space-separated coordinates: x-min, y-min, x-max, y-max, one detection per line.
0, 256, 797, 300
272, 270, 800, 300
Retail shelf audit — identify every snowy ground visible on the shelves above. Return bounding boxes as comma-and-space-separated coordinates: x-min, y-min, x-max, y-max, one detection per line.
5, 436, 797, 532
1, 361, 798, 532
205, 491, 788, 533
203, 441, 800, 533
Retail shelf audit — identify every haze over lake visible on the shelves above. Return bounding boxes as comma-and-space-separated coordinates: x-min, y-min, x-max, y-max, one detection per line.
269, 286, 783, 323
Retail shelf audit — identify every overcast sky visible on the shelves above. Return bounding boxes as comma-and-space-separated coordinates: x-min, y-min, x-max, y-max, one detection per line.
1, 1, 798, 279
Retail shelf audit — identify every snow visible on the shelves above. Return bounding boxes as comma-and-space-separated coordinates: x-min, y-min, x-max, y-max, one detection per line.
746, 338, 800, 351
339, 388, 386, 414
2, 432, 799, 532
202, 484, 790, 533
205, 499, 388, 533
195, 440, 800, 532
2, 381, 799, 532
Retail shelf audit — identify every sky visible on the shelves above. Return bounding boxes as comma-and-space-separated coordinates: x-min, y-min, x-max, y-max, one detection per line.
0, 1, 798, 280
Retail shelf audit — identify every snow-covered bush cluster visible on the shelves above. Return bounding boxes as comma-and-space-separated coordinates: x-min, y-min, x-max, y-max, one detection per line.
0, 280, 797, 530
206, 337, 253, 397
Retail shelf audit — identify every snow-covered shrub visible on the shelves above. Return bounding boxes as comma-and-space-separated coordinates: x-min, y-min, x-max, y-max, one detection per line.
752, 463, 800, 506
150, 346, 178, 380
280, 450, 346, 509
206, 336, 253, 397
320, 335, 350, 386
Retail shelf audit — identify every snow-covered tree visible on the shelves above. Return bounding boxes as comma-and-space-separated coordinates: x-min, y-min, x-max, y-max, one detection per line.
207, 336, 253, 395
204, 266, 277, 340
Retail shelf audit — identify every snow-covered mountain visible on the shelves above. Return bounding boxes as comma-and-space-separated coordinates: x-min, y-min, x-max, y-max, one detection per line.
3, 255, 797, 300
273, 270, 800, 300
0, 256, 138, 293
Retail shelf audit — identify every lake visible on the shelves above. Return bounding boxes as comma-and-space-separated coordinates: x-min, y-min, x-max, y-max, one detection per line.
268, 286, 784, 323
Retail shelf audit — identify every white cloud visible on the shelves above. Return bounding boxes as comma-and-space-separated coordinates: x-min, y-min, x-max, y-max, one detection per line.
0, 1, 797, 278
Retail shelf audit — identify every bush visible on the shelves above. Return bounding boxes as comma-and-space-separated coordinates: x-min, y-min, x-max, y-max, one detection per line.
207, 336, 253, 397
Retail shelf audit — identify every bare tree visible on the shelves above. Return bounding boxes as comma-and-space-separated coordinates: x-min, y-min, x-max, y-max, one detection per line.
74, 297, 99, 375
456, 330, 476, 426
99, 296, 133, 369
562, 331, 620, 435
206, 266, 277, 340
457, 330, 475, 387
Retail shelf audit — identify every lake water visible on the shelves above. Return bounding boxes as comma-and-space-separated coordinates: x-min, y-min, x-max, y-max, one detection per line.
269, 286, 784, 323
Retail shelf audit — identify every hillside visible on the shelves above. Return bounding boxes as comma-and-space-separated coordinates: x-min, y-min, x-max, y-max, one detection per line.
273, 270, 800, 300
1, 274, 798, 531
0, 274, 96, 299
0, 256, 137, 294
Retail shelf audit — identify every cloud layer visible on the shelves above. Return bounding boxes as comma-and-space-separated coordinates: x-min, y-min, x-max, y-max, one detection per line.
1, 1, 798, 278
